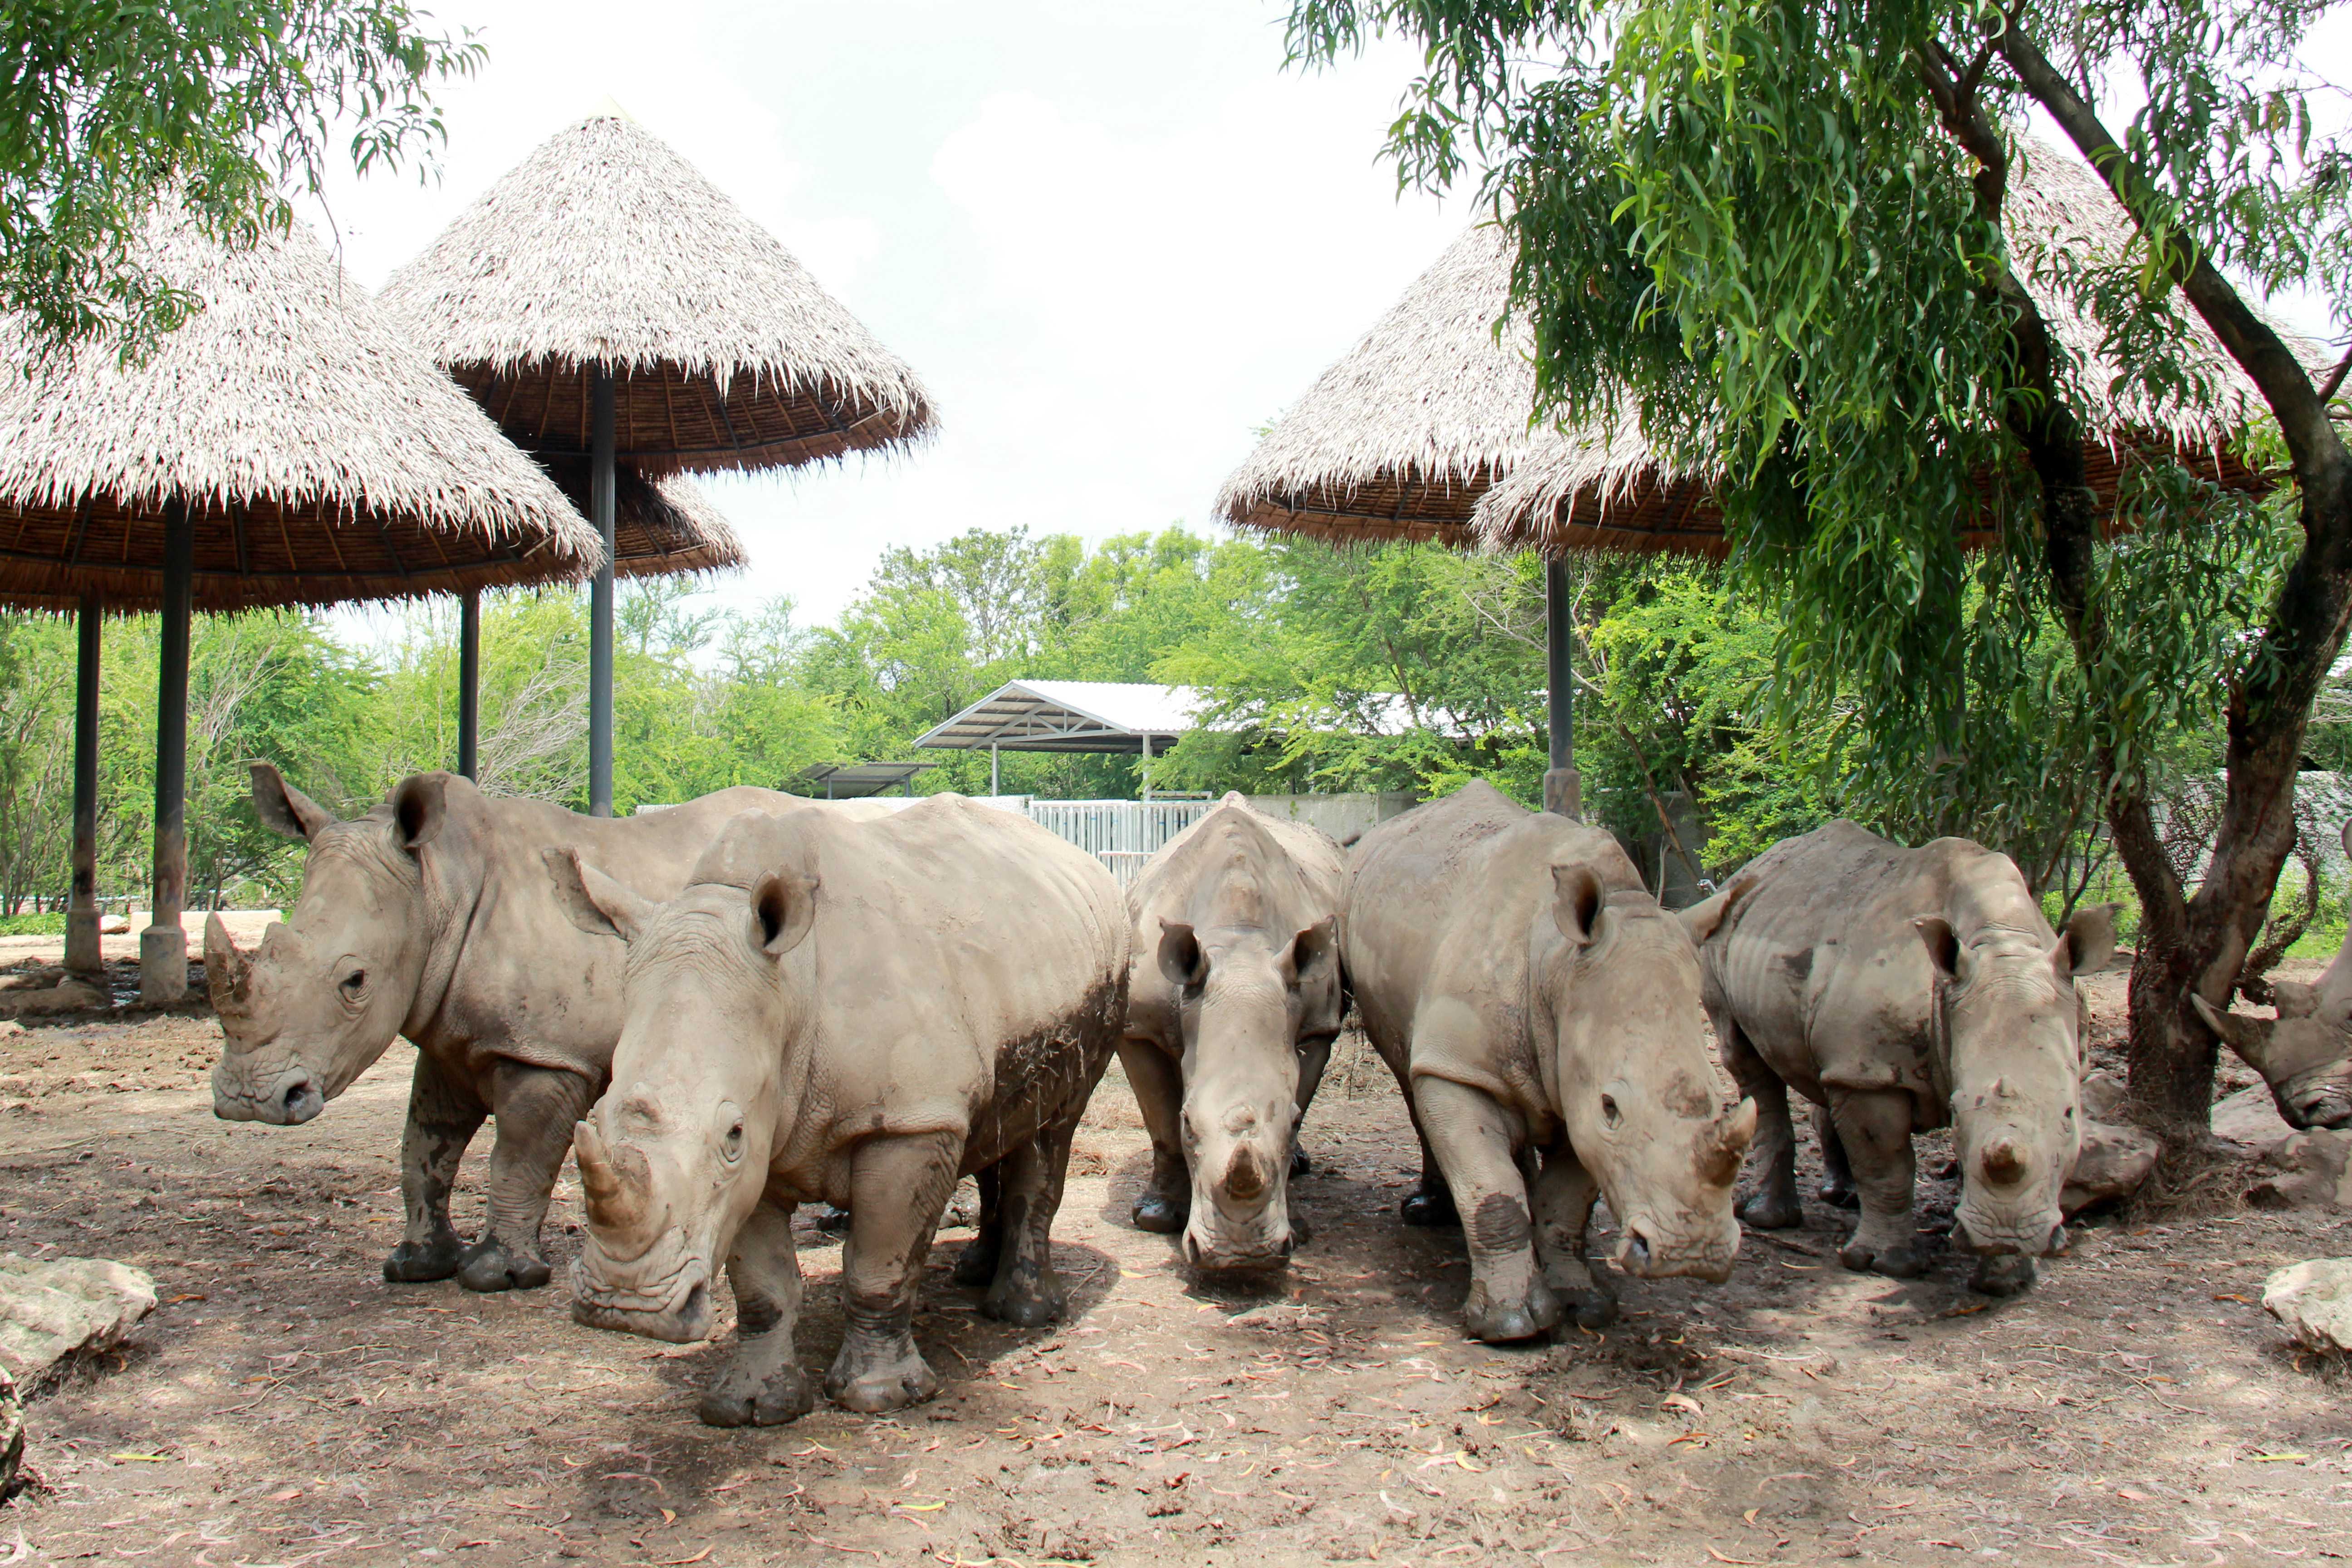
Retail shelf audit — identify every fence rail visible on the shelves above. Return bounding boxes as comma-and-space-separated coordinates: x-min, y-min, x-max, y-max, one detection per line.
1016, 799, 1215, 887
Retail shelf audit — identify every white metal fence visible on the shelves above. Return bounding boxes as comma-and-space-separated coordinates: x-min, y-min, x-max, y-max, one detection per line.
1012, 799, 1216, 887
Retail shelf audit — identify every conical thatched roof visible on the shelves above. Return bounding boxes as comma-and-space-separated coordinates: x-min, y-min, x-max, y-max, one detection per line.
540, 461, 744, 579
0, 210, 601, 613
1220, 142, 2288, 559
378, 113, 936, 476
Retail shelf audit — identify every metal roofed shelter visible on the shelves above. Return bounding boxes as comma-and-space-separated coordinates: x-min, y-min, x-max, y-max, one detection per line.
915, 681, 1197, 796
0, 210, 598, 1003
799, 760, 926, 799
380, 109, 936, 817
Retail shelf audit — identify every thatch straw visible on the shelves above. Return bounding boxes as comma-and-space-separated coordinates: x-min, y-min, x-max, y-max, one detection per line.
1221, 141, 2293, 559
0, 209, 601, 613
538, 461, 744, 578
378, 113, 937, 476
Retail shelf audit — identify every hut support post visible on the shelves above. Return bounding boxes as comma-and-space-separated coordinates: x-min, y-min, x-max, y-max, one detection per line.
588, 368, 617, 817
457, 588, 481, 781
1543, 558, 1581, 818
142, 499, 193, 1004
64, 594, 102, 980
990, 741, 999, 797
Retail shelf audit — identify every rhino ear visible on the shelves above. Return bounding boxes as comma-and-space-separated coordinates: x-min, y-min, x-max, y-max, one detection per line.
1680, 875, 1755, 946
250, 762, 335, 841
545, 848, 657, 943
1284, 916, 1338, 989
1916, 916, 1965, 985
2272, 978, 2322, 1019
750, 871, 820, 958
1551, 864, 1607, 948
392, 773, 447, 851
1158, 920, 1207, 990
2191, 993, 2276, 1073
2054, 902, 2119, 981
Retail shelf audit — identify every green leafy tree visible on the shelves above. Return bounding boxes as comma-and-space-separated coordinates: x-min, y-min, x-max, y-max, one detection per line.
1290, 0, 2351, 1132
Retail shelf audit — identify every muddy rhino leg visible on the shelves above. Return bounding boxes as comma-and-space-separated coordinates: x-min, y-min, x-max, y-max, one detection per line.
952, 1166, 1003, 1288
1289, 1035, 1333, 1181
1377, 1044, 1457, 1227
1530, 1143, 1618, 1329
1826, 1088, 1925, 1279
458, 1062, 597, 1293
1414, 1077, 1558, 1343
700, 1197, 813, 1427
824, 1132, 960, 1414
1813, 1102, 1860, 1210
1716, 1013, 1802, 1230
385, 1052, 486, 1284
985, 1113, 1079, 1327
1119, 1038, 1190, 1235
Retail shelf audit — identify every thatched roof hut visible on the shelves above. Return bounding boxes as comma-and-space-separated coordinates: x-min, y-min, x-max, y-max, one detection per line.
1218, 143, 2286, 559
377, 112, 937, 474
549, 464, 743, 579
0, 212, 600, 613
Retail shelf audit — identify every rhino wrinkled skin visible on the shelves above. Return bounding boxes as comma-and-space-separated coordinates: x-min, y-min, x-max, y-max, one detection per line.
1690, 821, 2116, 1296
1120, 793, 1346, 1269
1343, 782, 1756, 1344
2192, 821, 2352, 1132
557, 795, 1128, 1427
206, 764, 835, 1293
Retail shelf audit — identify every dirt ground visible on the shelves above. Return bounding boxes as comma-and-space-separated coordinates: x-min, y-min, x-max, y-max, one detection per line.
2, 960, 2349, 1566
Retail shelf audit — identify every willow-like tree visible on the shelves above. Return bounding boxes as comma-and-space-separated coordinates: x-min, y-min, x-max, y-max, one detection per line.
1, 1, 480, 357
1289, 0, 2350, 1134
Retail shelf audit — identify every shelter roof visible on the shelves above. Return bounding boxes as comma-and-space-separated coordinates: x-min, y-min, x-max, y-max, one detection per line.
916, 681, 1201, 755
798, 760, 926, 798
0, 210, 598, 612
378, 113, 936, 476
542, 462, 744, 579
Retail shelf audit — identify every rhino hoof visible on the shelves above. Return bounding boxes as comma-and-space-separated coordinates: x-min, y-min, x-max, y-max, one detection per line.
825, 1348, 940, 1413
1289, 1146, 1312, 1178
1838, 1238, 1926, 1279
1970, 1254, 2038, 1297
1462, 1279, 1563, 1344
457, 1240, 551, 1292
1737, 1190, 1803, 1230
1131, 1192, 1189, 1235
1815, 1179, 1860, 1210
382, 1238, 464, 1283
699, 1364, 816, 1427
1560, 1287, 1618, 1330
951, 1236, 1001, 1288
983, 1271, 1068, 1328
1400, 1186, 1459, 1228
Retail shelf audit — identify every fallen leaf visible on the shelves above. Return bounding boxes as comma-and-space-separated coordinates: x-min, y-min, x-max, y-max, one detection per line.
650, 1550, 711, 1566
108, 1453, 170, 1464
2249, 1453, 2310, 1463
164, 1294, 207, 1305
896, 1500, 946, 1512
2117, 1489, 2149, 1502
268, 1487, 302, 1501
2212, 1293, 2252, 1303
1707, 1549, 1764, 1565
660, 1509, 676, 1526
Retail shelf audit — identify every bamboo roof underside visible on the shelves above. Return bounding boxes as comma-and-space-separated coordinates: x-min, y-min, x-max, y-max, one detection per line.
0, 210, 600, 613
379, 113, 937, 475
539, 461, 745, 578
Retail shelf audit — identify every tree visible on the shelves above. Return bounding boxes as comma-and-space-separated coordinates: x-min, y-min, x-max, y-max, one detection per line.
1291, 0, 2351, 1134
1, 0, 480, 358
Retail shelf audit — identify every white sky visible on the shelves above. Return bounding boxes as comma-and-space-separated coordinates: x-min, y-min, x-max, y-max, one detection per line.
310, 0, 1462, 639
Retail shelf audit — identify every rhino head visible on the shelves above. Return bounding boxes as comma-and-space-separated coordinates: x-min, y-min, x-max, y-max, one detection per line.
1156, 912, 1338, 1270
1920, 904, 2117, 1259
2192, 982, 2352, 1131
553, 843, 813, 1344
1545, 866, 1757, 1283
208, 764, 453, 1124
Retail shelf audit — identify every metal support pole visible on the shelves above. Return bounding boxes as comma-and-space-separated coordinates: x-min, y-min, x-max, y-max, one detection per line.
457, 587, 481, 782
1542, 557, 1582, 818
65, 593, 101, 980
990, 741, 999, 797
1140, 735, 1152, 804
142, 499, 192, 1003
588, 369, 617, 817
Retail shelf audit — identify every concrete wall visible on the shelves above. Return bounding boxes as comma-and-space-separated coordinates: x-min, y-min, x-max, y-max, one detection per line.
1243, 791, 1421, 846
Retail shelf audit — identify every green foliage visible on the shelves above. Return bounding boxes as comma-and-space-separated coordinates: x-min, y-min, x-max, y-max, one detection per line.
0, 0, 481, 359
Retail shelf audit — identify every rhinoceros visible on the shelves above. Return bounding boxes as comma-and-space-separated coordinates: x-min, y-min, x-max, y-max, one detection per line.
1119, 792, 1345, 1268
553, 795, 1127, 1426
206, 764, 830, 1292
2192, 823, 2352, 1132
1344, 781, 1755, 1343
1689, 822, 2116, 1295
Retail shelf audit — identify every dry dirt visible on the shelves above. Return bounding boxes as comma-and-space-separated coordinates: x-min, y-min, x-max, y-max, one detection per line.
1, 961, 2348, 1567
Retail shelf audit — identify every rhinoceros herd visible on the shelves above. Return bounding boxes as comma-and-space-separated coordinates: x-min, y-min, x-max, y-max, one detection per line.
202, 767, 2352, 1427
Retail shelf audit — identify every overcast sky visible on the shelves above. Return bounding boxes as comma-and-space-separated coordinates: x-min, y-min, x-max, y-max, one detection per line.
309, 0, 1461, 639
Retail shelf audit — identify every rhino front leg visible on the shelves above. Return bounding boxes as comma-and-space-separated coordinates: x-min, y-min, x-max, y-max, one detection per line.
1826, 1088, 1926, 1279
1414, 1076, 1558, 1343
1813, 1101, 1860, 1209
700, 1197, 813, 1427
1716, 1013, 1801, 1230
1530, 1143, 1618, 1328
951, 1165, 1002, 1287
1119, 1038, 1190, 1235
824, 1132, 960, 1414
459, 1062, 597, 1293
983, 1114, 1078, 1328
385, 1052, 486, 1284
1289, 1034, 1334, 1179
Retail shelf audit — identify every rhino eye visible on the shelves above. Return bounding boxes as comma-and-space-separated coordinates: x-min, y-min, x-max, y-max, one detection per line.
722, 1121, 744, 1161
339, 969, 366, 999
1601, 1094, 1622, 1128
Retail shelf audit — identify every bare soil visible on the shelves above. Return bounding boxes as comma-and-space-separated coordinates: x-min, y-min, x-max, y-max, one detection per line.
1, 962, 2347, 1566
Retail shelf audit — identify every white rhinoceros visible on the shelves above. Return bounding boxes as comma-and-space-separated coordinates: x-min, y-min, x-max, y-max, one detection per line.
1344, 780, 1755, 1343
2194, 823, 2352, 1132
554, 794, 1128, 1426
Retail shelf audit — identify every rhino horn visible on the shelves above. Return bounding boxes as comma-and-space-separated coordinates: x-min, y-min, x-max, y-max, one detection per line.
2190, 994, 2277, 1073
574, 1119, 652, 1234
1702, 1098, 1758, 1184
203, 913, 253, 1020
1223, 1143, 1269, 1203
1980, 1138, 2027, 1185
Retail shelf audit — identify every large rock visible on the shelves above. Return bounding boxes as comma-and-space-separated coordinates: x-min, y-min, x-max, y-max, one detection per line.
0, 974, 107, 1019
2212, 1083, 2296, 1151
2062, 1118, 2161, 1216
2264, 1259, 2352, 1354
0, 1254, 156, 1386
0, 1363, 20, 1499
2248, 1130, 2352, 1211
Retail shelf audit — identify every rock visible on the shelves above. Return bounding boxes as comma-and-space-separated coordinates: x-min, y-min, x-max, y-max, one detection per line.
0, 1363, 20, 1499
0, 1254, 157, 1386
99, 915, 130, 935
2080, 1069, 2129, 1123
2247, 1129, 2352, 1211
2263, 1258, 2352, 1354
0, 975, 107, 1019
0, 1019, 20, 1039
2062, 1118, 2161, 1216
2211, 1083, 2295, 1152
